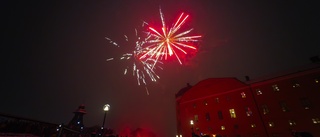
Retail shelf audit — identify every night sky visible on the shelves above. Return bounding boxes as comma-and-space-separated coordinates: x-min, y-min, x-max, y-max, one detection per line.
2, 1, 320, 136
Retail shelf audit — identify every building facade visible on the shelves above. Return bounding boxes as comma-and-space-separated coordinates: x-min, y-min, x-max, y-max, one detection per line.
176, 66, 320, 137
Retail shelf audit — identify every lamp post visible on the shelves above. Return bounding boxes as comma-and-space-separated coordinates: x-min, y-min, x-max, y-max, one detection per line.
101, 104, 110, 136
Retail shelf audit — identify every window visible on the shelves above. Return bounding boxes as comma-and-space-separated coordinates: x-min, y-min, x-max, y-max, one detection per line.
241, 92, 246, 98
280, 101, 289, 112
226, 96, 231, 101
261, 105, 270, 115
300, 98, 312, 109
288, 120, 296, 126
272, 84, 280, 92
221, 126, 225, 130
204, 100, 208, 106
292, 81, 300, 88
268, 122, 275, 127
251, 124, 256, 128
245, 107, 253, 116
234, 124, 239, 129
312, 118, 320, 124
315, 77, 319, 83
256, 89, 262, 95
193, 103, 197, 108
218, 111, 223, 120
229, 109, 236, 118
215, 98, 220, 103
194, 115, 199, 122
205, 112, 210, 121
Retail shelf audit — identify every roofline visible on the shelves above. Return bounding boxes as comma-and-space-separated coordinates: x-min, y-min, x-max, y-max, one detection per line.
0, 112, 58, 126
179, 86, 250, 105
248, 66, 320, 86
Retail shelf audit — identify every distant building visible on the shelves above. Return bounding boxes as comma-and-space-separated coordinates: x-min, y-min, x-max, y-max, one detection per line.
176, 66, 320, 137
57, 104, 88, 137
68, 104, 86, 131
0, 113, 57, 136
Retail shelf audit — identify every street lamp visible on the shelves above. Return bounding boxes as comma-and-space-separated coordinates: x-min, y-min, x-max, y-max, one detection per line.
101, 104, 110, 130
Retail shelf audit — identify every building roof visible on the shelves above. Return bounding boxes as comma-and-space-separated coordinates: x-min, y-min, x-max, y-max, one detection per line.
179, 78, 248, 103
175, 83, 192, 98
245, 63, 320, 85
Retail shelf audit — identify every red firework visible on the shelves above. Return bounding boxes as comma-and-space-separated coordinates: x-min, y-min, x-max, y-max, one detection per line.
139, 8, 202, 65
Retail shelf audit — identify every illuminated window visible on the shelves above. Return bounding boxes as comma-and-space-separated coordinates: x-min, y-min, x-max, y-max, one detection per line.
300, 98, 311, 109
288, 120, 296, 126
268, 122, 275, 127
280, 101, 289, 112
205, 112, 210, 121
194, 115, 198, 122
272, 84, 280, 92
261, 105, 270, 115
251, 124, 256, 128
256, 89, 262, 95
245, 107, 253, 116
241, 92, 246, 98
204, 100, 208, 106
229, 109, 236, 118
218, 111, 223, 120
215, 98, 220, 103
315, 77, 319, 83
312, 118, 320, 124
292, 81, 300, 88
221, 126, 225, 130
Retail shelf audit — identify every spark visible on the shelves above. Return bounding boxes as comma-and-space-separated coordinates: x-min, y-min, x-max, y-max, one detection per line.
104, 8, 201, 94
105, 27, 162, 94
140, 8, 202, 65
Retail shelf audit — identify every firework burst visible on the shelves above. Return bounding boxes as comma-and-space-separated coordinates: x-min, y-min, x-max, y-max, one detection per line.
139, 8, 202, 65
105, 8, 201, 94
106, 27, 162, 94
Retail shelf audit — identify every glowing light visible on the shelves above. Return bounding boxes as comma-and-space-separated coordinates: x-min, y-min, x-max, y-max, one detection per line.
190, 120, 194, 125
140, 8, 202, 65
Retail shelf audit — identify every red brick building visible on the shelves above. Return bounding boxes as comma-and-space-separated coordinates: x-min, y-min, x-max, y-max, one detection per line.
175, 66, 320, 137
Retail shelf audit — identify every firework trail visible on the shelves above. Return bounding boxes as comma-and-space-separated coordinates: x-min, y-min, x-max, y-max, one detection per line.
105, 26, 162, 94
105, 8, 201, 94
139, 8, 202, 65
